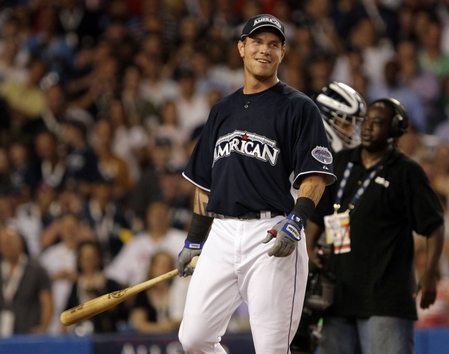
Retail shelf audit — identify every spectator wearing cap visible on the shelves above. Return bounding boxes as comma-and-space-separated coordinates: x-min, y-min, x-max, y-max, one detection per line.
63, 120, 103, 198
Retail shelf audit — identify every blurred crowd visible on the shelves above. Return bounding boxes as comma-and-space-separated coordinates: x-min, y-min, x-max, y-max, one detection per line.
0, 0, 448, 337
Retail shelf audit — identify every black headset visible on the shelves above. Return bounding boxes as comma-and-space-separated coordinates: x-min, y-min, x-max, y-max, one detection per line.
371, 98, 409, 138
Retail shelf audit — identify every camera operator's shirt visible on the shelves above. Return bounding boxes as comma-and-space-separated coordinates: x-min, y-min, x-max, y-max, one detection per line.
310, 146, 444, 319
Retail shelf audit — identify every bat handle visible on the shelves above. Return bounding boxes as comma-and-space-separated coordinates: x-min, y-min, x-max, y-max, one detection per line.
190, 255, 199, 269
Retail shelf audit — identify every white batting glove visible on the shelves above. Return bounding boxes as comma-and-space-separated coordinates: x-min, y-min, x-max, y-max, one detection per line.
177, 241, 203, 277
263, 214, 303, 257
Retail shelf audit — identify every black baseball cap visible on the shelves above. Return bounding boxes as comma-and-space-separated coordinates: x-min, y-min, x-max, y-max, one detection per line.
241, 14, 286, 43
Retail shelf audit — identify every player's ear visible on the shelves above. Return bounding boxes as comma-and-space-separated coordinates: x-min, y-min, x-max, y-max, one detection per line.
280, 46, 286, 62
238, 40, 245, 58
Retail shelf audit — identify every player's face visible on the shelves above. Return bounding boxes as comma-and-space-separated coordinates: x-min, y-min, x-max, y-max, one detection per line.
335, 118, 354, 140
361, 103, 392, 151
238, 30, 285, 82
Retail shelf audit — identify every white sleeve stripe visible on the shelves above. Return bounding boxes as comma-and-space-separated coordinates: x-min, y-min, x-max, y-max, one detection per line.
182, 172, 212, 192
293, 171, 337, 186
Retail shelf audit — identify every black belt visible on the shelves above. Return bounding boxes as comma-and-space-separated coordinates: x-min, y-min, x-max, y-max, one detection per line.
215, 211, 286, 220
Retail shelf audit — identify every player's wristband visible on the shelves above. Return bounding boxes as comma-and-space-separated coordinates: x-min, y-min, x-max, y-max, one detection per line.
184, 239, 204, 250
278, 214, 303, 241
186, 213, 214, 243
286, 213, 304, 230
291, 197, 315, 222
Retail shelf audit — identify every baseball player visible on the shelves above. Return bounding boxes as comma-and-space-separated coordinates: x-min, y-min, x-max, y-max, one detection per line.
176, 14, 336, 353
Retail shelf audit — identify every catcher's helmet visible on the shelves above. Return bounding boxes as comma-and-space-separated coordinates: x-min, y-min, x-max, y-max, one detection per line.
316, 82, 367, 149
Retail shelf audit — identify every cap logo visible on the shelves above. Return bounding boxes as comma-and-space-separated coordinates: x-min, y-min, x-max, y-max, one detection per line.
254, 16, 281, 30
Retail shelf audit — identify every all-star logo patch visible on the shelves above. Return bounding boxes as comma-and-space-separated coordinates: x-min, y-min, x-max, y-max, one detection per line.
311, 146, 333, 164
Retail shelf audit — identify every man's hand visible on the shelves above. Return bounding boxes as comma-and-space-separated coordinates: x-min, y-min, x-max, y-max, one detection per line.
177, 241, 203, 277
263, 214, 303, 257
415, 271, 438, 309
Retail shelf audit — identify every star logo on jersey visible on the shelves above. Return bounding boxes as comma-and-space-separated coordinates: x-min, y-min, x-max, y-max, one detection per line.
213, 130, 280, 166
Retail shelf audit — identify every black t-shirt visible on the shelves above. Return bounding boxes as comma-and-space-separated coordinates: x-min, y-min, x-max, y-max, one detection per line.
183, 81, 336, 216
310, 146, 444, 319
133, 290, 158, 322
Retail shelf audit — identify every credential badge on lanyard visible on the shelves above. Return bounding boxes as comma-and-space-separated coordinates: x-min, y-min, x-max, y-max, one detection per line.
324, 162, 383, 254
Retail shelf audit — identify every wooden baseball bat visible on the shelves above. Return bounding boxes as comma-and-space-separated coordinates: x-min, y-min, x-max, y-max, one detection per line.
60, 256, 199, 327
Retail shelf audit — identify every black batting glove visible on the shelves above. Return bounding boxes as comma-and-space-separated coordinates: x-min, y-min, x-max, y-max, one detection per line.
263, 214, 303, 257
177, 240, 203, 277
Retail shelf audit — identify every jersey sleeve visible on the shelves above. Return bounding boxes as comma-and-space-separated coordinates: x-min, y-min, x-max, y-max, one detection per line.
182, 105, 218, 191
291, 98, 336, 189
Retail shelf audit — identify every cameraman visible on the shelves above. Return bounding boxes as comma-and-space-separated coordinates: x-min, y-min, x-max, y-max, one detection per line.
291, 82, 366, 354
303, 99, 444, 354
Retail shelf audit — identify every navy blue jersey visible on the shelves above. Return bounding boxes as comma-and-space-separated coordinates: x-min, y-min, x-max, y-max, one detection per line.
183, 81, 336, 216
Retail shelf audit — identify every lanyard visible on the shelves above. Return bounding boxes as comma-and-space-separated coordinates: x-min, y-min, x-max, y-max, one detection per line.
334, 162, 383, 213
1, 254, 28, 306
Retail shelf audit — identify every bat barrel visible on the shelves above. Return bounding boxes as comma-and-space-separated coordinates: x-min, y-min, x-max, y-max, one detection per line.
60, 256, 198, 326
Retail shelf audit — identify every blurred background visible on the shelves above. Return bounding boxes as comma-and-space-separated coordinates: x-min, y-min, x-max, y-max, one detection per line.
0, 0, 448, 353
